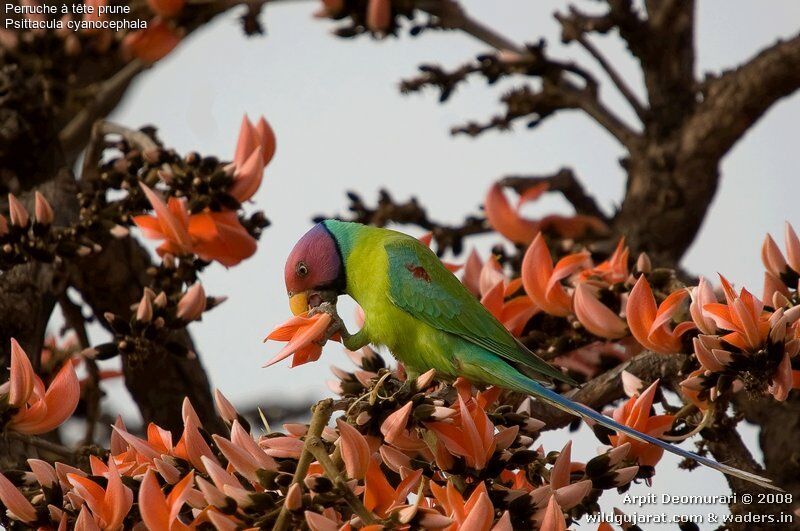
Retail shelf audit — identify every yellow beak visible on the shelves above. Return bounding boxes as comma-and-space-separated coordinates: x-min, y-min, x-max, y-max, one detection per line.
289, 292, 309, 316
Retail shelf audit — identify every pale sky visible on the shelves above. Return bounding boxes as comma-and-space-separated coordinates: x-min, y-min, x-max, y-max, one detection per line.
72, 1, 800, 527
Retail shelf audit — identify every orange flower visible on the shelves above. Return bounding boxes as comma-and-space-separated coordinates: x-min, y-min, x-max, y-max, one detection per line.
188, 210, 257, 267
679, 367, 714, 411
703, 275, 770, 351
229, 115, 276, 202
689, 275, 800, 401
479, 264, 538, 336
0, 471, 37, 523
484, 183, 544, 244
481, 282, 538, 336
147, 0, 184, 17
626, 276, 694, 354
2, 339, 80, 435
539, 495, 567, 531
263, 312, 339, 367
461, 249, 483, 296
380, 401, 427, 452
573, 283, 627, 339
521, 234, 590, 317
212, 420, 278, 484
426, 395, 498, 470
122, 19, 181, 64
138, 469, 195, 531
607, 378, 675, 467
577, 238, 629, 285
133, 183, 256, 267
429, 481, 495, 531
484, 183, 607, 244
364, 458, 422, 517
688, 277, 718, 335
337, 419, 371, 480
762, 222, 800, 280
67, 460, 133, 530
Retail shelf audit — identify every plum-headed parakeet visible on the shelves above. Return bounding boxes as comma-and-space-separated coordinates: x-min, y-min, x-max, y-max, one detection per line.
283, 220, 776, 489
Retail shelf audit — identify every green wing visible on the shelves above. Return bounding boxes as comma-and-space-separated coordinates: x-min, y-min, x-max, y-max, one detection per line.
384, 238, 576, 386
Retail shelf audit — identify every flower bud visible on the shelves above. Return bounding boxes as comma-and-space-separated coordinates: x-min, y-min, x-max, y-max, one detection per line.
415, 368, 436, 390
136, 292, 153, 323
153, 291, 168, 308
366, 0, 391, 33
177, 283, 206, 321
613, 466, 639, 486
214, 389, 239, 424
8, 193, 29, 227
284, 482, 302, 511
109, 225, 130, 238
606, 442, 631, 467
34, 192, 54, 225
636, 252, 651, 273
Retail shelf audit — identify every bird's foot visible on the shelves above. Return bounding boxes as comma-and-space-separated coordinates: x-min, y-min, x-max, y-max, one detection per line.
309, 301, 347, 345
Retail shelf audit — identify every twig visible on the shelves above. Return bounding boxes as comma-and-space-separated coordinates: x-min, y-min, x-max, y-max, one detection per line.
59, 60, 147, 158
306, 436, 379, 524
417, 0, 523, 53
575, 35, 647, 121
273, 399, 334, 531
7, 432, 76, 460
554, 8, 646, 121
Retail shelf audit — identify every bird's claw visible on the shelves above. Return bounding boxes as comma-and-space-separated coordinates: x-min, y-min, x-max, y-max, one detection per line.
309, 302, 346, 345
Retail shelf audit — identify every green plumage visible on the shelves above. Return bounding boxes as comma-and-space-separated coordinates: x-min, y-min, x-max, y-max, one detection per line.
322, 219, 574, 387
317, 220, 779, 489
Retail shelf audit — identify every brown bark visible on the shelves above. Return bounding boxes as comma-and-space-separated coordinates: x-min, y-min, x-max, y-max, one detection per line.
66, 235, 225, 435
614, 30, 800, 266
0, 0, 258, 435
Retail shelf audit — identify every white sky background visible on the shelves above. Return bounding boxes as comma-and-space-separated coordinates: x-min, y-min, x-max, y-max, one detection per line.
79, 0, 800, 527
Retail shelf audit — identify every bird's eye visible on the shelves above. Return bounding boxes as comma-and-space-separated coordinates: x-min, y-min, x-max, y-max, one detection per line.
296, 261, 309, 277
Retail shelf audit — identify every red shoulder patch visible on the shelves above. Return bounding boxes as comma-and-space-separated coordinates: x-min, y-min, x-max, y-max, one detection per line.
406, 263, 431, 282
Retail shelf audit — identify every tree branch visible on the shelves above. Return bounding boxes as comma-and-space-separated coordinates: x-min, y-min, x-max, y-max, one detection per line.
530, 351, 684, 430
499, 168, 608, 221
682, 31, 800, 160
274, 399, 334, 531
59, 60, 147, 164
306, 436, 378, 524
555, 8, 647, 121
417, 0, 523, 53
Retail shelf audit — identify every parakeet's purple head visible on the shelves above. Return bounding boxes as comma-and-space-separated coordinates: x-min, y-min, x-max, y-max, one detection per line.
284, 223, 344, 315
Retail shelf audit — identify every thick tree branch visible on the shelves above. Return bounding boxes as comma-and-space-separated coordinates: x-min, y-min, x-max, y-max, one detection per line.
0, 173, 78, 370
59, 60, 147, 164
530, 351, 685, 430
683, 32, 800, 160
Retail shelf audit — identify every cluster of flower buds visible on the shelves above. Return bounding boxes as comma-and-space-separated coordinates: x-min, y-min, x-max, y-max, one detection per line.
315, 0, 430, 39
0, 191, 102, 270
90, 282, 223, 364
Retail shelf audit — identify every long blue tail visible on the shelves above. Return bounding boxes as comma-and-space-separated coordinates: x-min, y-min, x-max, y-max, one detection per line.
519, 378, 780, 491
